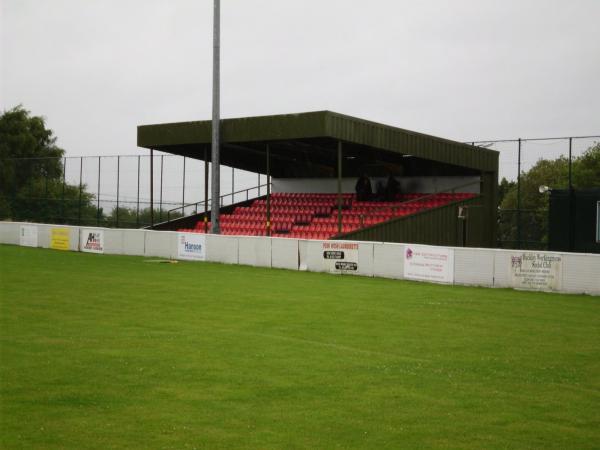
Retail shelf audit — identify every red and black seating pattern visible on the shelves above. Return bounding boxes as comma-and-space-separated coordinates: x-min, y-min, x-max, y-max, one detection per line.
178, 192, 476, 240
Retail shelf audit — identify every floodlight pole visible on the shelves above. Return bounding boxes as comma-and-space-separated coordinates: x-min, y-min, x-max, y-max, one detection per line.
210, 0, 221, 233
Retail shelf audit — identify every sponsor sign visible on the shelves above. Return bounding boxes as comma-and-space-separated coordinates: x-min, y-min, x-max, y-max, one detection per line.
178, 233, 206, 261
19, 225, 38, 247
403, 245, 454, 283
50, 227, 70, 251
509, 252, 562, 291
322, 241, 359, 273
80, 229, 104, 254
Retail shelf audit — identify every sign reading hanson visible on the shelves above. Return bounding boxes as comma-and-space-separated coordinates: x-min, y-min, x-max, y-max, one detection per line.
178, 233, 206, 261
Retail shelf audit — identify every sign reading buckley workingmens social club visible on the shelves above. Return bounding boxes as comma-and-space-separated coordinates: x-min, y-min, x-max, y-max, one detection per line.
403, 244, 454, 283
177, 233, 206, 261
509, 252, 562, 291
80, 229, 105, 254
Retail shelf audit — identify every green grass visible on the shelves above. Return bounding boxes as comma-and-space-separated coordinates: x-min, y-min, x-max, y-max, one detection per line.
0, 245, 599, 450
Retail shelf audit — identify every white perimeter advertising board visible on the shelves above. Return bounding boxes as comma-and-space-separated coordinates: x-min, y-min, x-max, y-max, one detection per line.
403, 244, 454, 283
19, 225, 38, 247
509, 252, 562, 291
80, 229, 104, 253
322, 241, 359, 273
178, 233, 206, 261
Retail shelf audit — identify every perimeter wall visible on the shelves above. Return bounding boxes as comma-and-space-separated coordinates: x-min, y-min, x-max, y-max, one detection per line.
1, 221, 598, 296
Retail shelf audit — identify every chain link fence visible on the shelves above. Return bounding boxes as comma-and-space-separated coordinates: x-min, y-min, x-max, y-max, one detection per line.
2, 136, 599, 246
470, 135, 599, 249
0, 153, 265, 228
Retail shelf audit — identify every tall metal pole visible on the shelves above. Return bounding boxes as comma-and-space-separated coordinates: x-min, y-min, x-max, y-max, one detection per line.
266, 144, 271, 236
150, 149, 154, 227
204, 146, 209, 232
97, 156, 101, 226
210, 0, 221, 233
337, 141, 343, 234
517, 138, 521, 249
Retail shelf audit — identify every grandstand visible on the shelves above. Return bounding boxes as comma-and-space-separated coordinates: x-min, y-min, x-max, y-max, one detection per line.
138, 111, 498, 247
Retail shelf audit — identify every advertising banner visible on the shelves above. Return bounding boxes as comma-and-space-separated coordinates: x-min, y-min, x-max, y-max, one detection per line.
80, 229, 104, 254
50, 227, 70, 251
322, 241, 359, 273
403, 244, 454, 283
19, 225, 38, 247
178, 233, 206, 261
509, 252, 562, 291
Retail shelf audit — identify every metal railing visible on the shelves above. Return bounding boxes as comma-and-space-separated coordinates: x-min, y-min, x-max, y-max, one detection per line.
166, 183, 270, 223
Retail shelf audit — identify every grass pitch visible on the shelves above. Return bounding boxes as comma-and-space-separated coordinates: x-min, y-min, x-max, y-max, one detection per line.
0, 245, 599, 449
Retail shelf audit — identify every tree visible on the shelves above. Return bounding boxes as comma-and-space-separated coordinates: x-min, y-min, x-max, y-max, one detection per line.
0, 106, 97, 224
104, 206, 182, 229
498, 143, 600, 248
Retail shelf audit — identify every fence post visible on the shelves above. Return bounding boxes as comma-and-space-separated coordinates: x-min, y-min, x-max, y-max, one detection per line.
182, 156, 186, 213
116, 156, 120, 228
517, 138, 521, 249
11, 159, 17, 220
568, 137, 574, 251
136, 155, 140, 227
78, 157, 83, 225
204, 146, 209, 233
150, 149, 154, 227
337, 140, 343, 234
61, 157, 66, 223
266, 144, 271, 236
97, 156, 101, 226
159, 155, 164, 222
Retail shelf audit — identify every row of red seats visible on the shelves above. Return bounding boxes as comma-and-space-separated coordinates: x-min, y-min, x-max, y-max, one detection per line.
179, 192, 477, 240
269, 193, 354, 199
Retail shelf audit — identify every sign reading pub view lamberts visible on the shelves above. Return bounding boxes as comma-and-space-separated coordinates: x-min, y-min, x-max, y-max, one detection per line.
80, 229, 104, 254
178, 233, 206, 261
322, 241, 359, 273
403, 244, 454, 283
509, 252, 562, 291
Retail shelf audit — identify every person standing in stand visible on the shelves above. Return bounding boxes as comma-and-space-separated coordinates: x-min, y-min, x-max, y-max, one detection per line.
384, 172, 400, 202
355, 173, 373, 201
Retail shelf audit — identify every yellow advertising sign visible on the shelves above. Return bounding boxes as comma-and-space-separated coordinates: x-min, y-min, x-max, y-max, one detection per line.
50, 227, 70, 251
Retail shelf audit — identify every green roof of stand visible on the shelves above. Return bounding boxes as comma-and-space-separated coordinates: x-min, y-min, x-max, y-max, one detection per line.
137, 111, 498, 177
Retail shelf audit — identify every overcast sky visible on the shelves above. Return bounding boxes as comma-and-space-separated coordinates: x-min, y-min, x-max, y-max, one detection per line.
2, 0, 599, 164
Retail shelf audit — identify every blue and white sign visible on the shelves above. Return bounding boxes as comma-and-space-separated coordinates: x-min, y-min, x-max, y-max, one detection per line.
177, 233, 206, 261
